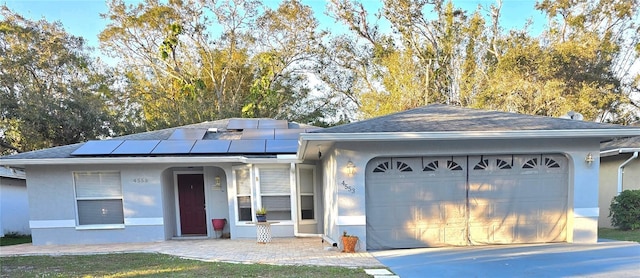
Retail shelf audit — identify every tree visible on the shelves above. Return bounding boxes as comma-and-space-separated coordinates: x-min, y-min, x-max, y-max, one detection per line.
0, 6, 128, 155
476, 0, 639, 121
323, 0, 639, 122
101, 0, 331, 128
244, 0, 327, 121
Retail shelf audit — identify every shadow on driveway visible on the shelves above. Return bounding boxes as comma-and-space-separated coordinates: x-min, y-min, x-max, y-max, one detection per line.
371, 240, 640, 277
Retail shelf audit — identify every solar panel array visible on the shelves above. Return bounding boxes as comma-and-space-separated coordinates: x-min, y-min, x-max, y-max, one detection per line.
71, 139, 300, 156
70, 119, 314, 156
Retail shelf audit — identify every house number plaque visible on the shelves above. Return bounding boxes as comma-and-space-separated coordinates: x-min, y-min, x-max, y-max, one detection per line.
341, 180, 355, 194
132, 178, 149, 184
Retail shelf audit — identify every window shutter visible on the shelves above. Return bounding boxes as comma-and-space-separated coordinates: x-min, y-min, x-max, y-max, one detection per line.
262, 196, 291, 211
75, 172, 122, 198
260, 168, 290, 194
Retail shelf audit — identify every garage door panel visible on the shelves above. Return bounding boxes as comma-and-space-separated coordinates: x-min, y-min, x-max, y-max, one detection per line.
366, 154, 568, 249
468, 155, 568, 245
366, 156, 468, 249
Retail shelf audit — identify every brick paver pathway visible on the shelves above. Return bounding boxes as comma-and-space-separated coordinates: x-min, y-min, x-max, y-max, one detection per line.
0, 237, 384, 267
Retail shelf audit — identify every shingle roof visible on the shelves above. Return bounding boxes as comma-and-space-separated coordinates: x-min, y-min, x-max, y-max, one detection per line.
314, 104, 636, 133
601, 136, 640, 151
1, 119, 318, 160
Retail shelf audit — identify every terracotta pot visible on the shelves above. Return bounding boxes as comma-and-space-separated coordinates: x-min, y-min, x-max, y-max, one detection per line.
212, 218, 226, 231
342, 236, 358, 253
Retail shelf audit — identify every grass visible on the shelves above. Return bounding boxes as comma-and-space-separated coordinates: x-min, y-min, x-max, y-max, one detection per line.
0, 253, 372, 278
599, 228, 640, 243
0, 234, 32, 246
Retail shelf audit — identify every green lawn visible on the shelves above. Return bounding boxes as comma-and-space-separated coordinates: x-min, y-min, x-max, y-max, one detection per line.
0, 235, 32, 246
0, 253, 372, 278
599, 228, 640, 243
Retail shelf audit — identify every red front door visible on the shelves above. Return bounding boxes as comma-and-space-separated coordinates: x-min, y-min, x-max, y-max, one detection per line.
178, 174, 207, 235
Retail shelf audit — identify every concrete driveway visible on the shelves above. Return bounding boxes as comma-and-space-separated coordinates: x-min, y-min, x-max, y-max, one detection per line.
371, 240, 640, 277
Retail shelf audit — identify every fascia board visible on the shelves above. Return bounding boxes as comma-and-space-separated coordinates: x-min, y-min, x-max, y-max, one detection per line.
0, 156, 300, 167
299, 129, 640, 142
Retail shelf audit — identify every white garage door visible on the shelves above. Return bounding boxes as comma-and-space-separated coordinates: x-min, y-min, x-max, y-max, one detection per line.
365, 154, 568, 250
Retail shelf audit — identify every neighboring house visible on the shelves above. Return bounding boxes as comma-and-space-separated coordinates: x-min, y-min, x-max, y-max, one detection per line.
0, 166, 30, 237
599, 136, 640, 228
1, 105, 640, 250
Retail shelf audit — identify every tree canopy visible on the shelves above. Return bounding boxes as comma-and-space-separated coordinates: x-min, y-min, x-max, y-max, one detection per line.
1, 0, 639, 155
0, 6, 135, 155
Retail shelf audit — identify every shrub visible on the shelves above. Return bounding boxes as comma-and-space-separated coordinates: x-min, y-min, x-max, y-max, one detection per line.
609, 189, 640, 230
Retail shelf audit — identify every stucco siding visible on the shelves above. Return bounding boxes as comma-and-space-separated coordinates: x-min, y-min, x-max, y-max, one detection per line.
26, 164, 167, 245
31, 226, 164, 245
0, 177, 30, 236
599, 154, 640, 228
322, 150, 341, 244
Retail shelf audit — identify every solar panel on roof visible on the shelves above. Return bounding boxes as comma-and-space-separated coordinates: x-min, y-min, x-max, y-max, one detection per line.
227, 119, 259, 130
266, 140, 298, 153
111, 140, 160, 155
71, 140, 124, 156
258, 119, 288, 129
274, 129, 305, 140
151, 140, 196, 154
241, 129, 275, 139
190, 140, 232, 153
228, 139, 266, 153
168, 129, 207, 140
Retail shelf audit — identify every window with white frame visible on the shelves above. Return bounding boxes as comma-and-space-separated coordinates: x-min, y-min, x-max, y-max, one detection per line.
298, 166, 315, 220
235, 167, 253, 221
74, 172, 124, 226
258, 167, 291, 221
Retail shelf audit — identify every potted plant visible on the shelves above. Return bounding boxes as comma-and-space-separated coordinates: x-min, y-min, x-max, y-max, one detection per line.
341, 230, 358, 253
256, 207, 267, 222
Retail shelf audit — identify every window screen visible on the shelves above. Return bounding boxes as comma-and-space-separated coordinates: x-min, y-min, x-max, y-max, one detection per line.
74, 172, 124, 225
298, 167, 315, 220
259, 168, 291, 221
235, 168, 252, 221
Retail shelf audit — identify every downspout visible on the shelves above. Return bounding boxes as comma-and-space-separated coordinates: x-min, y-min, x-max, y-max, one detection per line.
617, 151, 639, 194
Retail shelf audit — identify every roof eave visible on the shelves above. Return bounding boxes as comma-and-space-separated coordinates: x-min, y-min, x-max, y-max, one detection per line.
301, 129, 640, 141
297, 129, 640, 160
0, 155, 300, 167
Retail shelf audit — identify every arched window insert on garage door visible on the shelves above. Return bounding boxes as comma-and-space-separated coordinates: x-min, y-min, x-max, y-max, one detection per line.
474, 157, 489, 170
422, 159, 463, 171
472, 156, 516, 170
372, 158, 414, 173
522, 156, 561, 169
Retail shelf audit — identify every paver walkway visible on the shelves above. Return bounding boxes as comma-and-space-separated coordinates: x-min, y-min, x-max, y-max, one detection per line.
0, 237, 384, 268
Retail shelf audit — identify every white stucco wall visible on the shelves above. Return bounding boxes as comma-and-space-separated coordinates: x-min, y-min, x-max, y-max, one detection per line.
24, 159, 315, 245
322, 137, 601, 250
599, 154, 640, 228
0, 177, 30, 236
27, 164, 166, 245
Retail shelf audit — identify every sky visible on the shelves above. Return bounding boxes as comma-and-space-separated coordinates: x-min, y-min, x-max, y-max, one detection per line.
2, 0, 548, 53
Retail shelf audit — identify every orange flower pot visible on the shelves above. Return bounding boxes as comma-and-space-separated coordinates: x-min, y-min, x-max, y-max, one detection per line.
342, 236, 358, 253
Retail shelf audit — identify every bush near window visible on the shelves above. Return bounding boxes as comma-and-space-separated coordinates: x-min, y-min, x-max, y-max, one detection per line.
609, 189, 640, 230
